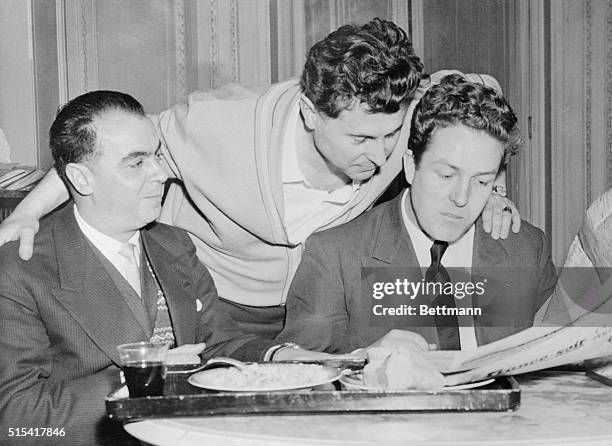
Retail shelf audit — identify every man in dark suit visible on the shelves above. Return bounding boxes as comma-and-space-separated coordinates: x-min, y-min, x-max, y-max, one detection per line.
0, 91, 261, 445
272, 74, 557, 358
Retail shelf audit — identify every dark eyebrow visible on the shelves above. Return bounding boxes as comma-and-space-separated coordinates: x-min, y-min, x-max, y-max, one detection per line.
474, 169, 499, 176
348, 125, 403, 139
433, 160, 498, 176
120, 151, 149, 163
120, 141, 162, 163
433, 160, 459, 170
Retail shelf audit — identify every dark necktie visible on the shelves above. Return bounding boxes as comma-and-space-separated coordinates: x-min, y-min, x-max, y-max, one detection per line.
425, 241, 460, 350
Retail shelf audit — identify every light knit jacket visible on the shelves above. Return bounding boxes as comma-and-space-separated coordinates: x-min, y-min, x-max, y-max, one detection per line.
155, 71, 487, 307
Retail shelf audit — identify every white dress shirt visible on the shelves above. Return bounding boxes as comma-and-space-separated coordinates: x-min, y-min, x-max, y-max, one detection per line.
73, 205, 141, 283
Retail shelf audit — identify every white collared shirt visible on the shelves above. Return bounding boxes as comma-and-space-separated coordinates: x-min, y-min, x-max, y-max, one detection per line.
400, 189, 478, 350
281, 103, 361, 245
73, 204, 141, 276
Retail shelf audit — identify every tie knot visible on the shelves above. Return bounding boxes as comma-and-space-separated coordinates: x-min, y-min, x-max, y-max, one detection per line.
119, 242, 139, 265
118, 241, 141, 296
430, 240, 449, 266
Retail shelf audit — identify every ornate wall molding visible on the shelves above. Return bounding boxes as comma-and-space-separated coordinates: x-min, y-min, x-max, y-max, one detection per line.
197, 0, 269, 89
208, 0, 218, 88
79, 0, 89, 90
230, 0, 238, 82
174, 0, 187, 103
607, 0, 612, 189
63, 0, 98, 98
585, 0, 592, 204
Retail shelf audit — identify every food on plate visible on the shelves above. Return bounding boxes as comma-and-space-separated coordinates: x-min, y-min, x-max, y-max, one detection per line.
363, 345, 445, 389
210, 363, 333, 389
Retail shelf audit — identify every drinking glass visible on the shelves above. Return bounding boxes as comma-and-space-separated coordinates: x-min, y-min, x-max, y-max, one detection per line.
116, 342, 170, 397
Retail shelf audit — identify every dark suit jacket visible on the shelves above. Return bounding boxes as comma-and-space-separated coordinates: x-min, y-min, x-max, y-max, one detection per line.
0, 206, 256, 445
277, 193, 557, 353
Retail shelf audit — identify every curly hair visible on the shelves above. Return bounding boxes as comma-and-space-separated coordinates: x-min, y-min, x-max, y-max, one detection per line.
301, 18, 424, 118
408, 74, 522, 168
50, 90, 145, 185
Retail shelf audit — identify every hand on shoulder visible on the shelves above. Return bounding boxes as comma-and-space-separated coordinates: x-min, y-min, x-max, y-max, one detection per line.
0, 210, 39, 260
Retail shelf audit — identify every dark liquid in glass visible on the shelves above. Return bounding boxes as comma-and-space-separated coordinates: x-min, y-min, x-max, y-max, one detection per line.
123, 361, 164, 397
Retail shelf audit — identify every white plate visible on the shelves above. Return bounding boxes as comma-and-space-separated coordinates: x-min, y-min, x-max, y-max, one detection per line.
188, 363, 343, 392
340, 373, 495, 391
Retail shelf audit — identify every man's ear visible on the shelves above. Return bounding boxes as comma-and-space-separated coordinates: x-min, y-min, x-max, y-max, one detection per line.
64, 163, 94, 196
403, 150, 416, 185
299, 94, 318, 131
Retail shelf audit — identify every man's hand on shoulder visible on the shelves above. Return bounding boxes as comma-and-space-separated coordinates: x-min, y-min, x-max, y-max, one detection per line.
0, 211, 39, 260
482, 192, 521, 240
0, 168, 70, 259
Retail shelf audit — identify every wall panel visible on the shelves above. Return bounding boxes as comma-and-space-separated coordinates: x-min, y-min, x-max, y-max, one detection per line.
62, 0, 192, 113
32, 0, 59, 169
422, 0, 510, 93
96, 0, 175, 111
0, 0, 37, 166
550, 0, 612, 265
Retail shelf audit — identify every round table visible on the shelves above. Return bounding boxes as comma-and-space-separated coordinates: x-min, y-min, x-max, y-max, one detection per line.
124, 372, 612, 445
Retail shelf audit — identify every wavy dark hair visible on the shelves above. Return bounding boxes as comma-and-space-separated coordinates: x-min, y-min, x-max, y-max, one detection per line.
301, 18, 424, 118
50, 90, 145, 185
409, 74, 522, 168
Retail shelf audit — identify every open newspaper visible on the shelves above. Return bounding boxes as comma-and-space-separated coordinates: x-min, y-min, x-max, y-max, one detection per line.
427, 188, 612, 386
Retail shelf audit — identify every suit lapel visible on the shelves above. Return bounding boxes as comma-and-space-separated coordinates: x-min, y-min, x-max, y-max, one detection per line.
472, 221, 511, 268
364, 195, 419, 268
141, 229, 196, 346
50, 207, 147, 365
361, 195, 437, 341
472, 221, 520, 344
